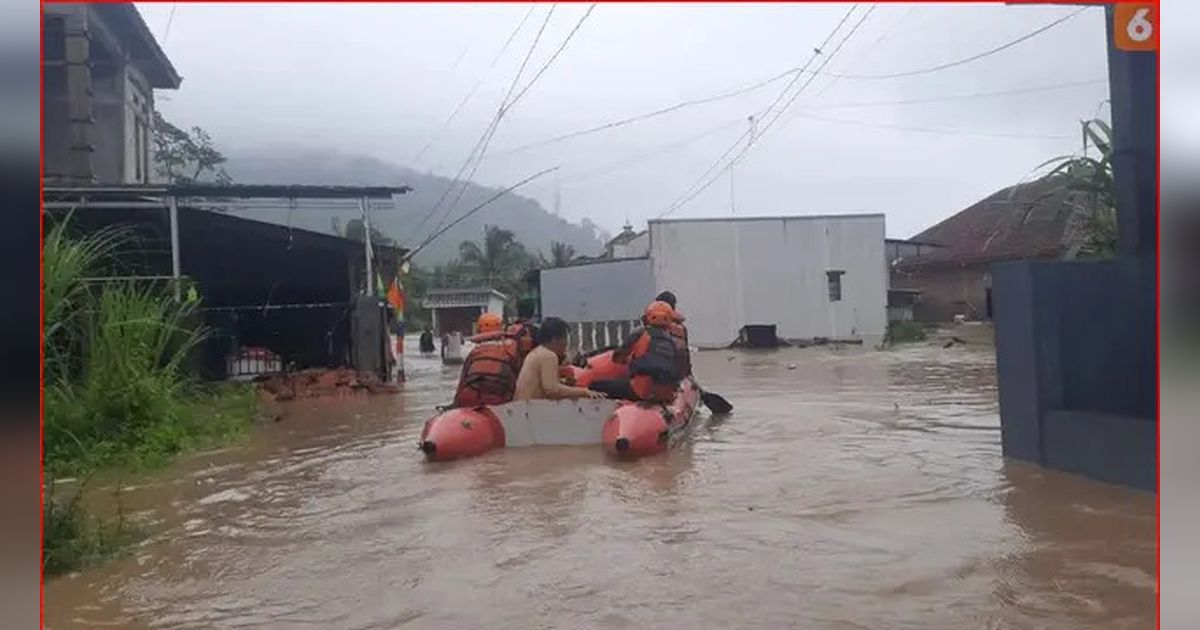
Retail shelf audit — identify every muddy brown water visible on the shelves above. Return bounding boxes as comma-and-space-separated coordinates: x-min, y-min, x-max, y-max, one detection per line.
46, 339, 1156, 629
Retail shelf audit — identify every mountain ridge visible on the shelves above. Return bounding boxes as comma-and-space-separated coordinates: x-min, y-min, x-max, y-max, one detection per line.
223, 148, 610, 265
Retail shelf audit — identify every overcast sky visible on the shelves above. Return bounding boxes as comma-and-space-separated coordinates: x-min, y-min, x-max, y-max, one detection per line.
135, 2, 1111, 239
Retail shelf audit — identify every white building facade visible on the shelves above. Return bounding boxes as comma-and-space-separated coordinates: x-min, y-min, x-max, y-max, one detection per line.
539, 258, 655, 352
649, 215, 888, 348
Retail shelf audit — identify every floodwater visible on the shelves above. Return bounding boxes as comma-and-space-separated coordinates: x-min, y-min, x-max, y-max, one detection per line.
46, 334, 1156, 630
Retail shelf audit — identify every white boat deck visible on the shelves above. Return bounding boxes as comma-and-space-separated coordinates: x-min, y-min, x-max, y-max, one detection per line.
489, 400, 621, 447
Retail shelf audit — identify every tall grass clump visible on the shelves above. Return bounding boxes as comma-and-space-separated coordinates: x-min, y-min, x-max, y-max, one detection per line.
43, 219, 257, 574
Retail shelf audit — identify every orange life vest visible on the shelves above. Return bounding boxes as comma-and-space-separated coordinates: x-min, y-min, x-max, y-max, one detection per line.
453, 341, 521, 408
667, 321, 691, 377
628, 326, 680, 402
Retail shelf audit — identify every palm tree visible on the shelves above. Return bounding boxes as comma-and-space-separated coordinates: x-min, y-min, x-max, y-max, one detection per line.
545, 241, 576, 267
457, 226, 534, 296
1032, 118, 1116, 258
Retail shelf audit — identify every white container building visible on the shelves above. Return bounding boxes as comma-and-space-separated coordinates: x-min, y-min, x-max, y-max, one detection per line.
648, 214, 888, 348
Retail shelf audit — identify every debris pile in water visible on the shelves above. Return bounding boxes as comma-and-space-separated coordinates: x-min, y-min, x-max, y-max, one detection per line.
257, 368, 399, 401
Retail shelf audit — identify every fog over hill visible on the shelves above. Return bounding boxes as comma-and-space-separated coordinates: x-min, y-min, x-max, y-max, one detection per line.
224, 148, 610, 265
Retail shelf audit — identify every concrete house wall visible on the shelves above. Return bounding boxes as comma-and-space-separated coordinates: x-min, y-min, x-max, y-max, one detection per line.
42, 4, 179, 184
539, 258, 655, 323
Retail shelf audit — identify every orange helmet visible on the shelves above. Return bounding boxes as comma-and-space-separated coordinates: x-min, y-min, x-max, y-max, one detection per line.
477, 312, 503, 334
643, 301, 675, 328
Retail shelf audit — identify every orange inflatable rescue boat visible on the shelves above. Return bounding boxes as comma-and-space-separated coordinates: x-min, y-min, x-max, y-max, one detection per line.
419, 350, 703, 462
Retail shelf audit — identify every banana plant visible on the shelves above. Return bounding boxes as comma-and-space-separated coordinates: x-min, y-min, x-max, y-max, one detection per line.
1030, 117, 1117, 259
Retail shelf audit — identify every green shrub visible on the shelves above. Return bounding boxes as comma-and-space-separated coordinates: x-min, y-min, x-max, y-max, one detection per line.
886, 321, 928, 344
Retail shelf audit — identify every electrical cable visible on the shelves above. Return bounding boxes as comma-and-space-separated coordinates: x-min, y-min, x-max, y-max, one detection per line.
409, 5, 538, 167
475, 6, 1088, 161
424, 4, 597, 243
820, 7, 1087, 80
407, 5, 557, 244
403, 166, 560, 263
789, 112, 1074, 140
658, 5, 876, 219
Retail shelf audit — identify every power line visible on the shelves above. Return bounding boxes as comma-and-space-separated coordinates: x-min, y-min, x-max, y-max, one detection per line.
408, 5, 557, 244
811, 5, 916, 100
654, 7, 862, 220
427, 4, 597, 242
789, 112, 1074, 140
409, 5, 538, 167
555, 118, 745, 185
658, 6, 876, 220
466, 6, 1087, 164
483, 65, 801, 161
658, 6, 869, 219
820, 7, 1088, 80
508, 4, 598, 108
161, 3, 178, 43
422, 5, 571, 240
803, 79, 1108, 110
403, 167, 560, 263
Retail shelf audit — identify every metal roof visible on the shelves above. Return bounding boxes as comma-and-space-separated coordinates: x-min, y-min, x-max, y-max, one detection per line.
421, 288, 508, 309
43, 183, 412, 200
649, 213, 885, 225
93, 4, 182, 89
896, 175, 1085, 270
539, 256, 650, 271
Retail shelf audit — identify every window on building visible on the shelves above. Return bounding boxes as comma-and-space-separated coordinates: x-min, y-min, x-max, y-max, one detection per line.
133, 119, 145, 182
827, 270, 844, 302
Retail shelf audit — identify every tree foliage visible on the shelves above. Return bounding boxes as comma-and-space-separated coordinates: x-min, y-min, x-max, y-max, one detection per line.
153, 112, 233, 185
542, 241, 576, 268
457, 225, 536, 293
1031, 117, 1117, 259
404, 227, 541, 322
337, 217, 395, 246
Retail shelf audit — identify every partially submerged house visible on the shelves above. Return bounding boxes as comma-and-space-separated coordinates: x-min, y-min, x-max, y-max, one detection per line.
892, 175, 1093, 322
43, 185, 411, 380
884, 238, 944, 322
41, 5, 413, 381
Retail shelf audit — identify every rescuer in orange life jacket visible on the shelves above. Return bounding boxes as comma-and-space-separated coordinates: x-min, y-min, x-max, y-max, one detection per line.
452, 313, 535, 408
651, 290, 691, 378
589, 300, 684, 402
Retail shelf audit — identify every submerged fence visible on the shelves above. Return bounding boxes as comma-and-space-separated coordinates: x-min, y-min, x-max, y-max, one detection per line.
566, 319, 642, 354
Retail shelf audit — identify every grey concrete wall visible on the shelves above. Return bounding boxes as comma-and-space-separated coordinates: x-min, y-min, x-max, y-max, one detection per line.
91, 65, 125, 184
539, 258, 654, 323
992, 258, 1156, 491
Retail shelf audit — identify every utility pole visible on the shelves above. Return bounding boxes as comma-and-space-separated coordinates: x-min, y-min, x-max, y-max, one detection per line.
360, 197, 374, 296
730, 115, 756, 215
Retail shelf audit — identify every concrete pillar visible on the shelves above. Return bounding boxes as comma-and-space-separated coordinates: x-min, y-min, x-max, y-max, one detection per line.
1105, 5, 1158, 260
64, 7, 95, 183
351, 295, 386, 380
